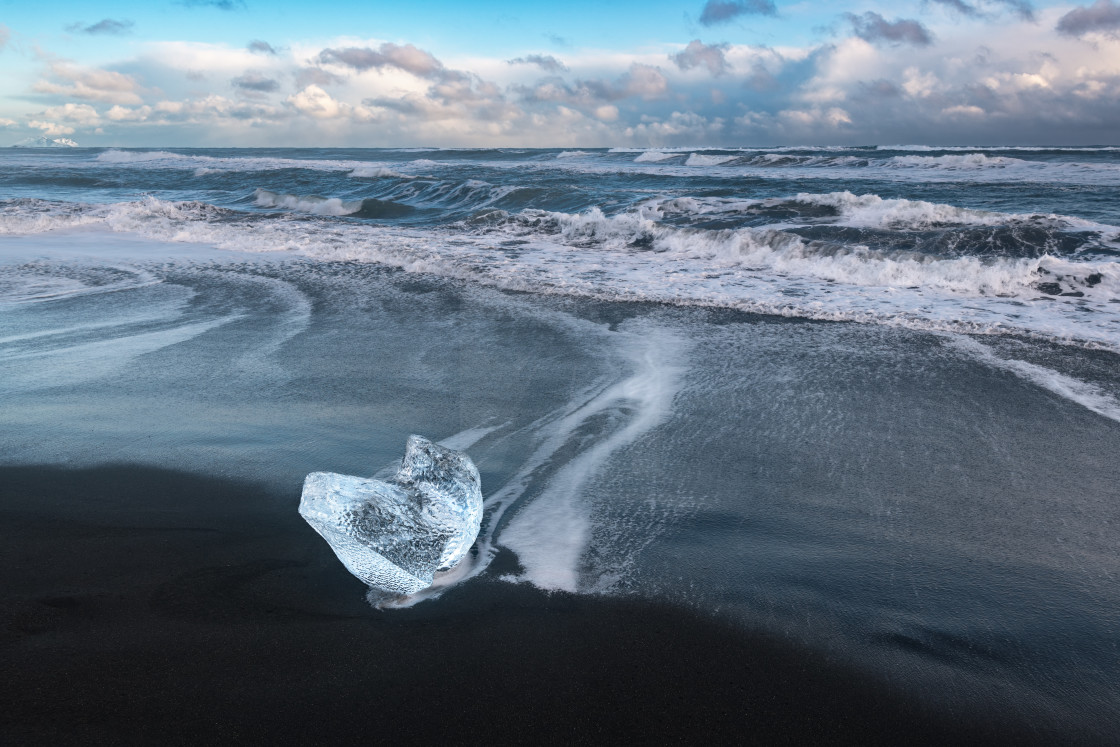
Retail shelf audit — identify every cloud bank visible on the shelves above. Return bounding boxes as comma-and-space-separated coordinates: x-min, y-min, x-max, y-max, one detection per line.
4, 5, 1120, 146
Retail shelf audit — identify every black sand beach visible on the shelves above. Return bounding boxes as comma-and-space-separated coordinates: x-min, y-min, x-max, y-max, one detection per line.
0, 464, 1060, 744
3, 235, 1119, 744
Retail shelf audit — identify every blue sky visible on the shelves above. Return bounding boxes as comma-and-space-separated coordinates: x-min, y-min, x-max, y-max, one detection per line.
1, 1, 1118, 145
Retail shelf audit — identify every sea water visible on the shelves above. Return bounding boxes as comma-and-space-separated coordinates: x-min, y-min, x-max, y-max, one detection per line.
1, 146, 1118, 738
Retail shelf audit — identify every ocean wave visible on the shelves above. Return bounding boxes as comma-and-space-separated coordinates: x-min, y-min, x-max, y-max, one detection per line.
96, 150, 189, 164
634, 151, 680, 163
880, 145, 1120, 153
95, 149, 410, 176
789, 191, 1017, 228
645, 191, 1119, 240
348, 165, 412, 178
886, 154, 1027, 169
3, 195, 1118, 349
253, 189, 416, 219
634, 151, 1023, 170
482, 205, 1114, 296
254, 189, 362, 216
531, 149, 1114, 187
685, 153, 736, 167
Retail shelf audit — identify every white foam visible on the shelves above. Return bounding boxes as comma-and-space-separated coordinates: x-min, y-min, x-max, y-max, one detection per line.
880, 145, 1120, 153
379, 326, 686, 605
634, 150, 679, 162
96, 150, 188, 164
522, 148, 1120, 187
647, 190, 1120, 237
887, 153, 1026, 169
348, 165, 411, 178
498, 327, 685, 591
436, 422, 507, 452
948, 336, 1120, 423
3, 196, 1119, 350
253, 189, 362, 216
792, 191, 1010, 228
0, 315, 236, 392
685, 153, 736, 167
95, 149, 411, 177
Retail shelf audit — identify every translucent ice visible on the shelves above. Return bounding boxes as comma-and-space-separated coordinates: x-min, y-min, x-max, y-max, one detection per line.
299, 435, 483, 595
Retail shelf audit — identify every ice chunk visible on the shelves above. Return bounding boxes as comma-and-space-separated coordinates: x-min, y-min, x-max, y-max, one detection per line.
299, 435, 483, 595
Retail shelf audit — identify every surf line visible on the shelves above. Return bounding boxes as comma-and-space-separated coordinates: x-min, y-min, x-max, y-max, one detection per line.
386, 325, 688, 607
947, 334, 1120, 424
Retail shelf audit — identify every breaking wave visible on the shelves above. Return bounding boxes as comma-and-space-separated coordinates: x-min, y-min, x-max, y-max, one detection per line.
684, 153, 737, 167
252, 189, 416, 219
95, 149, 419, 177
886, 154, 1028, 169
2, 193, 1117, 349
600, 148, 1120, 185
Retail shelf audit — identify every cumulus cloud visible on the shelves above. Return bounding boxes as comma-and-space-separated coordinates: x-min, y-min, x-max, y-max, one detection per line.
34, 60, 144, 105
672, 40, 730, 76
507, 54, 568, 73
28, 120, 75, 136
517, 63, 668, 110
8, 16, 1120, 147
0, 24, 9, 51
623, 64, 670, 99
247, 40, 277, 55
67, 19, 134, 35
847, 12, 934, 46
318, 43, 444, 78
231, 71, 280, 93
38, 102, 102, 126
295, 66, 343, 88
625, 110, 725, 143
699, 0, 777, 26
1057, 1, 1120, 36
288, 85, 376, 121
106, 104, 152, 121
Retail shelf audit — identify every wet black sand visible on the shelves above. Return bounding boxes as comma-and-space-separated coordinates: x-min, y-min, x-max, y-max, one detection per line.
0, 465, 1060, 744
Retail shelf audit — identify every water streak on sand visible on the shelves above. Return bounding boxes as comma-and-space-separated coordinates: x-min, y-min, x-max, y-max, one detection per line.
384, 326, 686, 606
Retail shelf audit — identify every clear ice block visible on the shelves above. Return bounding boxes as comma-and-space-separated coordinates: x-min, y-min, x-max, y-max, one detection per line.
299, 435, 483, 595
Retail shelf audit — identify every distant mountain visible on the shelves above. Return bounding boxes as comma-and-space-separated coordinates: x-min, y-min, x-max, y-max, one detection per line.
11, 135, 80, 148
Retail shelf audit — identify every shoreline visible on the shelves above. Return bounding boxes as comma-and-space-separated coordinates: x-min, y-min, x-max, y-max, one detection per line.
0, 464, 1069, 744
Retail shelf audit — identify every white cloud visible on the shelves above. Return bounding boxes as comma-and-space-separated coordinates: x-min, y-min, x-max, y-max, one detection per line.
287, 85, 376, 121
28, 120, 76, 136
34, 60, 144, 105
3, 14, 1119, 146
40, 102, 102, 125
106, 105, 152, 121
